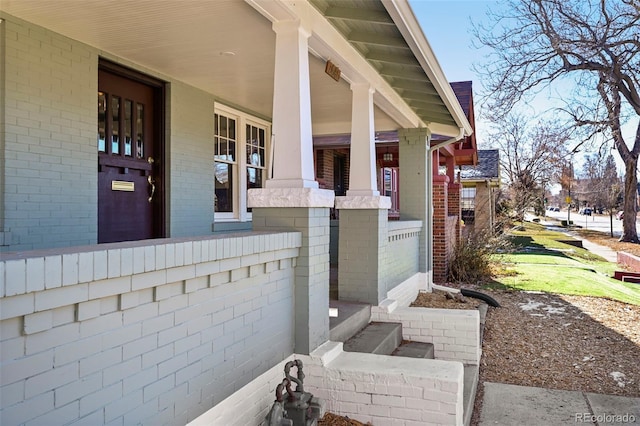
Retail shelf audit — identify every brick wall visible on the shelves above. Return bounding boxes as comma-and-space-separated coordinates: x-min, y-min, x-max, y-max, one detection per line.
0, 232, 301, 425
433, 177, 449, 283
2, 14, 98, 250
448, 182, 461, 244
0, 13, 219, 251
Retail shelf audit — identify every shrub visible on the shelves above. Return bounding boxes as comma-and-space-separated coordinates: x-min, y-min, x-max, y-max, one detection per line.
448, 231, 512, 284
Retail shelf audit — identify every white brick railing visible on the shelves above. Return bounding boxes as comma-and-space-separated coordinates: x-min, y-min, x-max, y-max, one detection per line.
385, 220, 422, 293
0, 232, 301, 425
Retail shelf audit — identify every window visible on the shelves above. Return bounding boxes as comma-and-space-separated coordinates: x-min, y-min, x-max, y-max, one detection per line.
461, 187, 476, 224
214, 104, 270, 221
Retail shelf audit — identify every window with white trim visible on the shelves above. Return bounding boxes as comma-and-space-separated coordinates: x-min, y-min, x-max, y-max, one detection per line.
214, 104, 270, 221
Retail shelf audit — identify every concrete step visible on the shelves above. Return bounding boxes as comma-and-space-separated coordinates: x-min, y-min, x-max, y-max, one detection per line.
463, 365, 479, 426
343, 322, 402, 356
329, 300, 371, 342
392, 341, 434, 359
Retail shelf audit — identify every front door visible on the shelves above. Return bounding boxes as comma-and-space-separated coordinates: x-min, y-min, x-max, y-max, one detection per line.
97, 65, 163, 243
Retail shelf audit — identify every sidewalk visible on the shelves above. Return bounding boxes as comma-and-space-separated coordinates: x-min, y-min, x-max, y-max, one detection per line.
479, 221, 639, 425
479, 382, 640, 425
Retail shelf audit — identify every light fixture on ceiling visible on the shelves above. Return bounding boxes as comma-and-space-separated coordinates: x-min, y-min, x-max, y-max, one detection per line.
383, 148, 393, 162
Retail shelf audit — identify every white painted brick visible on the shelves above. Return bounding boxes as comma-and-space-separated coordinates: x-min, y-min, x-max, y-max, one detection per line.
144, 245, 156, 272
155, 281, 183, 301
93, 250, 108, 280
159, 293, 188, 315
78, 252, 94, 283
175, 242, 185, 266
155, 244, 166, 270
102, 323, 142, 350
53, 335, 102, 367
1, 349, 53, 385
120, 248, 133, 276
100, 296, 120, 314
24, 309, 53, 334
62, 253, 79, 286
142, 344, 174, 370
25, 361, 78, 398
201, 239, 210, 262
103, 356, 142, 386
80, 311, 123, 339
122, 302, 158, 325
1, 381, 26, 408
55, 372, 102, 407
79, 382, 122, 417
26, 257, 45, 293
131, 270, 166, 291
132, 247, 145, 274
88, 276, 131, 300
77, 300, 101, 321
183, 242, 193, 265
120, 291, 139, 310
0, 293, 35, 320
108, 249, 121, 278
26, 322, 80, 355
185, 276, 207, 293
195, 260, 220, 276
141, 313, 174, 336
158, 323, 187, 347
79, 347, 122, 377
123, 334, 157, 360
166, 265, 195, 283
35, 284, 88, 311
6, 259, 27, 296
143, 374, 174, 402
104, 389, 143, 422
0, 391, 55, 426
165, 244, 175, 268
123, 367, 157, 395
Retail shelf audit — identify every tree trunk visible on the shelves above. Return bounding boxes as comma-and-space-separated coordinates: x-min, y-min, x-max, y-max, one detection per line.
620, 157, 639, 243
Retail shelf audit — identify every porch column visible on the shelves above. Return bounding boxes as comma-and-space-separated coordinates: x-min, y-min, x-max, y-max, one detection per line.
335, 82, 390, 305
433, 175, 450, 283
398, 128, 431, 275
446, 156, 462, 241
249, 20, 334, 355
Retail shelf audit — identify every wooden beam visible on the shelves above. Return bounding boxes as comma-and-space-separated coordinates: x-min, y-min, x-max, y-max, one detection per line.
348, 31, 409, 48
389, 79, 439, 95
365, 50, 418, 66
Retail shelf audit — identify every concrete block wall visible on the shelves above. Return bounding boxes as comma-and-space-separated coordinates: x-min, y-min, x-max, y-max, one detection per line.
302, 342, 464, 426
384, 221, 421, 293
0, 232, 301, 425
373, 306, 480, 365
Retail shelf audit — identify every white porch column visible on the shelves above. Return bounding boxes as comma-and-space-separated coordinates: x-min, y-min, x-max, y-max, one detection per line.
266, 20, 317, 189
346, 83, 379, 197
249, 20, 333, 355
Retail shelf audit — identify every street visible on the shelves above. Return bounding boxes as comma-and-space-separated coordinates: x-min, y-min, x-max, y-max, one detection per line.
542, 209, 625, 236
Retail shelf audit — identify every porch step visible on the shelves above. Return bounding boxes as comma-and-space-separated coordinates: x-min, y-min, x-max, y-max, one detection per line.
392, 341, 434, 359
463, 365, 479, 426
329, 300, 371, 343
343, 322, 402, 356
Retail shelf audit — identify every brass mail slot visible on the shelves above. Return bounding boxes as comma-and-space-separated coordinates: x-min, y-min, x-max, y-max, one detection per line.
112, 180, 135, 192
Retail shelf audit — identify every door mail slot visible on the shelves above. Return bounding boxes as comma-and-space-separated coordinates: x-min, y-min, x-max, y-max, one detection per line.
111, 180, 135, 191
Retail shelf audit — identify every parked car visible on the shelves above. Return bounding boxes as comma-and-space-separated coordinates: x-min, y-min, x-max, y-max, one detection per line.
579, 208, 592, 216
616, 211, 624, 220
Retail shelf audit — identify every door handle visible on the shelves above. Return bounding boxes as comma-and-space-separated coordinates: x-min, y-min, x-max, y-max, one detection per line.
148, 176, 155, 203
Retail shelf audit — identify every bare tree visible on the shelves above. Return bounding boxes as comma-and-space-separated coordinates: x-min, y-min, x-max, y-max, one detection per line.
473, 0, 640, 242
580, 153, 623, 236
490, 113, 569, 220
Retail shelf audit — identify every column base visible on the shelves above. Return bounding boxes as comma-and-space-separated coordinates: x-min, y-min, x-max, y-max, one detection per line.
248, 187, 334, 208
335, 195, 391, 210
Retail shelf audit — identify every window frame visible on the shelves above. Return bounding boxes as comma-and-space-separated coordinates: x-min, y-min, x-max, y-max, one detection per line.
214, 103, 270, 222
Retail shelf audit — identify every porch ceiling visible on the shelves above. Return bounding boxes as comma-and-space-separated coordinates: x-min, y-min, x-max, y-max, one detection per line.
309, 0, 464, 130
1, 0, 468, 136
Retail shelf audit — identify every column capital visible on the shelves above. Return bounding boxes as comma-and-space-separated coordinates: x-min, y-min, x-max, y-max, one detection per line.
248, 188, 335, 208
272, 19, 311, 38
335, 195, 391, 210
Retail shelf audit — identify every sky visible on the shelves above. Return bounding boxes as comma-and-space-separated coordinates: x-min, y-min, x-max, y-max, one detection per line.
409, 0, 634, 175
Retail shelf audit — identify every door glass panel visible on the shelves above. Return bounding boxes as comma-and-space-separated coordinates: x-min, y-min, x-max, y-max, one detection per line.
111, 96, 120, 154
136, 103, 144, 158
124, 100, 133, 156
98, 92, 106, 152
215, 163, 233, 212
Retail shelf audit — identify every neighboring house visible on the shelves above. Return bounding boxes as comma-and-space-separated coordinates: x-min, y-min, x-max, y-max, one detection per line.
0, 2, 479, 425
314, 81, 478, 283
460, 149, 501, 235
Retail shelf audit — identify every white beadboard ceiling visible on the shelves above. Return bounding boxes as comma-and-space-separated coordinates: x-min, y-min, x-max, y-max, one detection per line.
1, 0, 398, 133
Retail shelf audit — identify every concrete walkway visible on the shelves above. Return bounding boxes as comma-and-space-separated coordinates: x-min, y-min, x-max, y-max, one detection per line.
479, 382, 640, 425
479, 222, 640, 425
